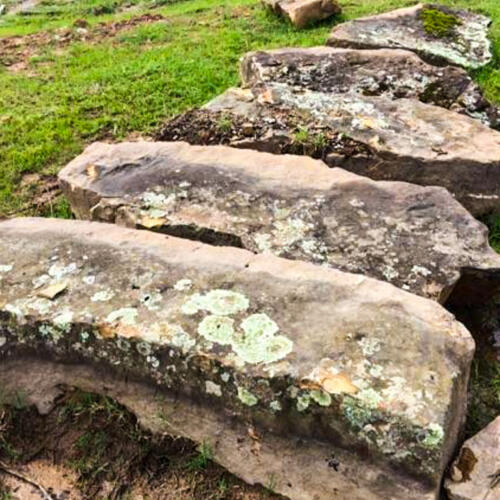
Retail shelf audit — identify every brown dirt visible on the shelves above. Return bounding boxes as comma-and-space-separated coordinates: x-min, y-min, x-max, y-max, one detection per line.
156, 108, 373, 161
0, 13, 167, 72
0, 388, 282, 499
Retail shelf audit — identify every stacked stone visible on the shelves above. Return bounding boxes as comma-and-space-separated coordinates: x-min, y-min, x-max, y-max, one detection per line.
1, 4, 499, 500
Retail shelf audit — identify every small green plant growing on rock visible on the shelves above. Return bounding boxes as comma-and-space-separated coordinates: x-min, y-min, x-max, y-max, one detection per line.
216, 114, 233, 134
420, 8, 461, 38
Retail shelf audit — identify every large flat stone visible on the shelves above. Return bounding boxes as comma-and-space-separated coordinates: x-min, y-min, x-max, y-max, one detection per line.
445, 416, 500, 500
240, 47, 499, 129
263, 0, 341, 28
0, 217, 474, 499
327, 4, 492, 69
159, 84, 500, 216
59, 141, 500, 303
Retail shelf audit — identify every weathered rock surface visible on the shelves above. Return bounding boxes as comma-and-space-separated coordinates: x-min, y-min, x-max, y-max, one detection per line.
158, 84, 500, 216
59, 141, 500, 303
445, 416, 500, 500
240, 47, 499, 129
327, 4, 492, 70
0, 217, 474, 499
263, 0, 341, 28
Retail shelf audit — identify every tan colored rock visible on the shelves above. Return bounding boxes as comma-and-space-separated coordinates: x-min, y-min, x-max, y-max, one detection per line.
263, 0, 341, 28
163, 84, 500, 216
445, 416, 500, 500
240, 47, 499, 129
59, 141, 500, 303
0, 217, 474, 499
327, 4, 492, 69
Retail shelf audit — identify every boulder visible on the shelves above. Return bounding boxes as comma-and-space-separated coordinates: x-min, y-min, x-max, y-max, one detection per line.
0, 217, 474, 499
240, 47, 499, 129
158, 84, 500, 216
263, 0, 341, 28
327, 4, 492, 70
445, 416, 500, 500
59, 141, 500, 303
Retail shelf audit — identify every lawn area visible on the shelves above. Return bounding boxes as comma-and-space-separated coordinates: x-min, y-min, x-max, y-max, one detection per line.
0, 0, 499, 217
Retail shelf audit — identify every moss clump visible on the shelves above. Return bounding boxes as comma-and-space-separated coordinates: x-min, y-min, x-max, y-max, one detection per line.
420, 8, 461, 38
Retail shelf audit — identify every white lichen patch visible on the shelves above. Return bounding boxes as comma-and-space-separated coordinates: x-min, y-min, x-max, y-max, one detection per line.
421, 423, 444, 447
83, 275, 96, 285
358, 337, 381, 357
205, 380, 222, 397
106, 308, 138, 326
269, 400, 282, 412
91, 289, 115, 302
198, 315, 235, 344
174, 279, 192, 291
0, 264, 13, 273
182, 289, 249, 316
48, 262, 78, 280
237, 387, 258, 406
53, 310, 74, 333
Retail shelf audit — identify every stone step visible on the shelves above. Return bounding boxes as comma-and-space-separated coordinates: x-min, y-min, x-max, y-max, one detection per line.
240, 47, 499, 129
0, 217, 473, 500
158, 84, 500, 216
262, 0, 341, 28
59, 141, 500, 304
445, 416, 500, 500
327, 4, 492, 70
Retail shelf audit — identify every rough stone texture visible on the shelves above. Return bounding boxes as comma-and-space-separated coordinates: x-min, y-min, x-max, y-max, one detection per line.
159, 84, 500, 216
445, 416, 500, 500
263, 0, 341, 28
0, 359, 440, 500
327, 4, 492, 70
0, 217, 474, 499
240, 47, 499, 129
59, 141, 500, 303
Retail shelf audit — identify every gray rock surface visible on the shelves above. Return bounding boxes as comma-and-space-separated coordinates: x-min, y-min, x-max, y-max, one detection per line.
159, 84, 500, 216
0, 217, 474, 499
240, 47, 499, 129
445, 416, 500, 500
327, 3, 492, 69
263, 0, 341, 28
59, 141, 500, 302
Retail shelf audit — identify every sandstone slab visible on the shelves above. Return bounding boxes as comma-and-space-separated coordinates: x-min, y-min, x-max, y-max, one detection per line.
59, 141, 500, 303
263, 0, 341, 28
159, 84, 500, 216
0, 217, 474, 498
445, 416, 500, 500
240, 47, 499, 129
327, 4, 492, 69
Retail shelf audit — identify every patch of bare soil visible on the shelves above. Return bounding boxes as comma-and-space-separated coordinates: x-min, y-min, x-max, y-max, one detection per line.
157, 108, 373, 161
0, 388, 282, 499
0, 13, 167, 72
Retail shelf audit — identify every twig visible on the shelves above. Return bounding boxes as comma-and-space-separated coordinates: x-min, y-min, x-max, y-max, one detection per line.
0, 460, 52, 499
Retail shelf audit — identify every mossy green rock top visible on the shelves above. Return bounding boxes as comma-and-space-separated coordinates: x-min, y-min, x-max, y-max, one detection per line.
0, 217, 473, 492
328, 3, 492, 69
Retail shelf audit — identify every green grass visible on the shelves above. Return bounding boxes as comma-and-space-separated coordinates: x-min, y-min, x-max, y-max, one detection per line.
0, 0, 499, 216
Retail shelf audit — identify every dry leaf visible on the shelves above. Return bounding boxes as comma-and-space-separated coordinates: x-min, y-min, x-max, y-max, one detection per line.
141, 216, 166, 229
321, 373, 358, 395
37, 281, 68, 300
86, 164, 100, 180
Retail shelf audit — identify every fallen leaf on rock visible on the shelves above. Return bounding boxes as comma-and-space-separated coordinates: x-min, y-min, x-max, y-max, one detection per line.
37, 281, 68, 299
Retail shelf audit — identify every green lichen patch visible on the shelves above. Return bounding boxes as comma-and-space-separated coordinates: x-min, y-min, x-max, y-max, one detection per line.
420, 8, 461, 38
237, 387, 258, 406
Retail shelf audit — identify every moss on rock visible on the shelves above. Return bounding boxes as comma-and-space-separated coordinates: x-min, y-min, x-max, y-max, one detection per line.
420, 7, 461, 38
